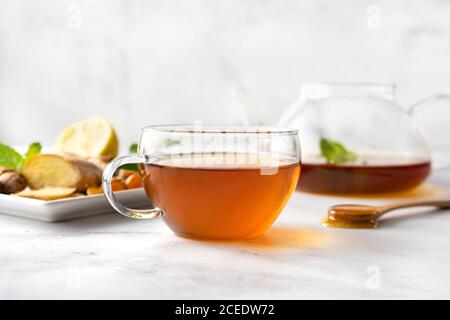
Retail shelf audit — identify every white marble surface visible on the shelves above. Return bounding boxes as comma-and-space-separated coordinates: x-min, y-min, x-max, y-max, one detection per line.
1, 172, 449, 300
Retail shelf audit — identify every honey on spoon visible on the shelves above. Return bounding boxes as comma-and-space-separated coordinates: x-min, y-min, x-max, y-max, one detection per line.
323, 198, 450, 229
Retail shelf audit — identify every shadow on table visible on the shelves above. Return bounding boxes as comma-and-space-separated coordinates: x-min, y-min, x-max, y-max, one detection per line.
243, 226, 331, 250
192, 226, 332, 251
297, 183, 447, 200
38, 212, 145, 232
364, 183, 447, 199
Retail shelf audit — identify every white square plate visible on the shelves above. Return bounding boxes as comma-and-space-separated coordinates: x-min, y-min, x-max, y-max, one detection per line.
0, 188, 149, 222
0, 146, 149, 222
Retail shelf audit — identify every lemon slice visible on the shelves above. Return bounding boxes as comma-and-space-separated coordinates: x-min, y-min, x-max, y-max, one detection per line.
55, 117, 119, 159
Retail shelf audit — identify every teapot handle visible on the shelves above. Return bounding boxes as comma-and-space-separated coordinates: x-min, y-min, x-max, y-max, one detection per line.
408, 94, 450, 114
407, 94, 450, 171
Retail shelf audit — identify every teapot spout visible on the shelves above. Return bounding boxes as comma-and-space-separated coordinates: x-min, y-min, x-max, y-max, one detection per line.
276, 90, 305, 127
230, 86, 251, 126
230, 86, 267, 126
231, 85, 308, 127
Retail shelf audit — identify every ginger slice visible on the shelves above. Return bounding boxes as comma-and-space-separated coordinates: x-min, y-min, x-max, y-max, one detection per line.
23, 154, 102, 192
16, 187, 76, 201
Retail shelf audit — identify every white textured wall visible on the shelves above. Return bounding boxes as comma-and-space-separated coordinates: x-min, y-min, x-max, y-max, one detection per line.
1, 0, 450, 150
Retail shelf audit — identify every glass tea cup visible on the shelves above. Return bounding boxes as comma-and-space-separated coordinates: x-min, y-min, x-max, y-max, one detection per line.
102, 125, 301, 240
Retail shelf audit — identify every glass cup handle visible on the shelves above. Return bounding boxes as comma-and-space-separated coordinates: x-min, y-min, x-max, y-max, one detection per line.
102, 155, 164, 219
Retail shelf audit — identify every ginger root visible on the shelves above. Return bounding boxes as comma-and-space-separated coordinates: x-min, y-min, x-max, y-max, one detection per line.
23, 154, 102, 193
87, 156, 110, 171
0, 167, 27, 194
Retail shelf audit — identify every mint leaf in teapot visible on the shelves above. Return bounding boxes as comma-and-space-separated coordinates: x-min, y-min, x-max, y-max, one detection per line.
320, 137, 357, 164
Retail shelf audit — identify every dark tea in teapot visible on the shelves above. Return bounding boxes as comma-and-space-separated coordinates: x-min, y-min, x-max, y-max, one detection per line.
299, 154, 431, 194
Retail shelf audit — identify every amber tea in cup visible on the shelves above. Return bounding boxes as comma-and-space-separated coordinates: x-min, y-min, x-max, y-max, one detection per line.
142, 153, 299, 239
103, 125, 301, 240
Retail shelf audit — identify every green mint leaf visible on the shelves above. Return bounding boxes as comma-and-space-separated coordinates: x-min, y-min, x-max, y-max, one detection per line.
24, 142, 42, 163
120, 163, 138, 171
320, 137, 357, 164
319, 138, 335, 162
119, 143, 139, 171
0, 143, 24, 172
129, 143, 138, 154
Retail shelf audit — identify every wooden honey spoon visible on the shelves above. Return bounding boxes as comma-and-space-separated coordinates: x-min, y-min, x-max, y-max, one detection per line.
323, 197, 450, 229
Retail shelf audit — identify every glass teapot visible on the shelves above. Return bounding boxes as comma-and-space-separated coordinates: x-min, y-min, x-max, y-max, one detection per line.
271, 82, 450, 195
